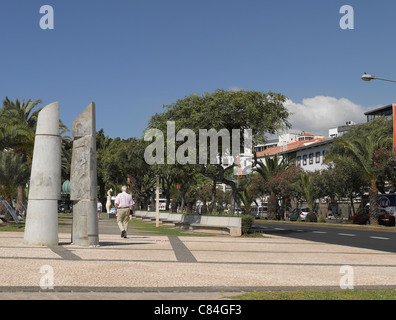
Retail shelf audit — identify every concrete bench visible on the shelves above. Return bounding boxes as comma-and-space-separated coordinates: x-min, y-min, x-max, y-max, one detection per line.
174, 214, 202, 229
133, 211, 241, 236
134, 211, 173, 224
133, 211, 148, 219
161, 213, 183, 226
148, 212, 170, 223
190, 216, 241, 236
142, 212, 156, 221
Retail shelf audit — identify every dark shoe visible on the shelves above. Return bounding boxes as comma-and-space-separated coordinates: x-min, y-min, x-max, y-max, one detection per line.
121, 230, 126, 238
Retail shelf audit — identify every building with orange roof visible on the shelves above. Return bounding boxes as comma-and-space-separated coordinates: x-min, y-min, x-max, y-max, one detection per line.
255, 135, 334, 172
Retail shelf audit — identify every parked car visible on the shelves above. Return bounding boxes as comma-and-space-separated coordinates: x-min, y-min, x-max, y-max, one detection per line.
259, 206, 268, 219
250, 206, 268, 219
351, 209, 370, 224
289, 209, 300, 221
352, 208, 395, 226
379, 213, 396, 226
290, 207, 310, 221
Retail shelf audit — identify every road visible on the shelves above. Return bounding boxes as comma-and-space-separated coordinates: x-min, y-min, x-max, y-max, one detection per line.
252, 221, 396, 253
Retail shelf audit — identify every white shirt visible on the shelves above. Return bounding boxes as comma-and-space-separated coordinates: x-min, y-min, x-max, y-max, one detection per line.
115, 191, 134, 208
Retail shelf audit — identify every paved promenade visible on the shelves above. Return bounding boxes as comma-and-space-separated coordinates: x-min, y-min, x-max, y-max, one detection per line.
1, 218, 396, 300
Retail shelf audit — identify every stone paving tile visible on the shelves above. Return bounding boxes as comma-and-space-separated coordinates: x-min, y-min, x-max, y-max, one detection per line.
2, 219, 396, 299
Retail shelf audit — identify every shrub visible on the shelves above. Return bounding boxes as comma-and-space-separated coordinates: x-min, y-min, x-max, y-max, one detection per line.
242, 214, 254, 234
305, 212, 318, 222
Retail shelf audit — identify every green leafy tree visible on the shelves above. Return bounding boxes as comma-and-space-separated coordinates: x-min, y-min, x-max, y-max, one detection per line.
314, 159, 366, 218
325, 116, 393, 224
238, 187, 255, 215
329, 135, 392, 224
373, 147, 396, 191
1, 97, 72, 205
292, 172, 317, 222
1, 97, 42, 162
254, 155, 288, 219
146, 89, 291, 214
197, 184, 212, 214
0, 151, 30, 202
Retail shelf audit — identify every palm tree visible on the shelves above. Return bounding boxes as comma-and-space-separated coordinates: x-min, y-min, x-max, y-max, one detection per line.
0, 151, 30, 202
292, 172, 317, 221
1, 98, 44, 206
334, 135, 392, 225
254, 155, 288, 219
238, 187, 255, 215
1, 97, 72, 207
1, 97, 43, 163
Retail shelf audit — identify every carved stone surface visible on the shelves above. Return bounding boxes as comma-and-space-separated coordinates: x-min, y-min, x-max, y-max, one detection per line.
70, 136, 97, 201
24, 102, 61, 246
70, 102, 99, 246
72, 102, 96, 138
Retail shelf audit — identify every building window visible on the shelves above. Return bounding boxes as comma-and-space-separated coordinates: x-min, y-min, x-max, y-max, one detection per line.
297, 156, 301, 167
309, 153, 313, 165
315, 152, 321, 163
303, 155, 307, 166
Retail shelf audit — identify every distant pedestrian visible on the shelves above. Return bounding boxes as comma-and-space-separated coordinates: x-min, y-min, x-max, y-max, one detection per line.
115, 186, 134, 238
97, 199, 102, 220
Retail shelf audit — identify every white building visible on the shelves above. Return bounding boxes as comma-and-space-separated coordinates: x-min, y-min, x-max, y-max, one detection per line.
287, 139, 333, 172
328, 121, 356, 138
256, 135, 333, 172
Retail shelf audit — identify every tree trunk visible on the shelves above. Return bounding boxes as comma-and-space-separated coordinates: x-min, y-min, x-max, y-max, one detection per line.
268, 192, 277, 220
187, 202, 193, 213
98, 181, 106, 205
171, 198, 177, 213
165, 194, 171, 211
201, 202, 207, 214
180, 191, 185, 213
209, 178, 217, 213
349, 195, 356, 219
17, 185, 25, 212
134, 192, 141, 210
369, 180, 379, 225
306, 210, 317, 222
229, 182, 238, 215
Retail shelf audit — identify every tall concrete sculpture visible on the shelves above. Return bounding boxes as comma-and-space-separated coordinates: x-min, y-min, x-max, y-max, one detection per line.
70, 102, 99, 246
24, 102, 61, 246
106, 189, 112, 213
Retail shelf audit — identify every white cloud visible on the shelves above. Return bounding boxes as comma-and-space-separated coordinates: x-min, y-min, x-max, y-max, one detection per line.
228, 86, 243, 92
284, 96, 368, 137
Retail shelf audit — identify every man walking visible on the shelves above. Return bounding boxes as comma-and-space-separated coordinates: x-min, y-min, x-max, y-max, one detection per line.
115, 186, 134, 238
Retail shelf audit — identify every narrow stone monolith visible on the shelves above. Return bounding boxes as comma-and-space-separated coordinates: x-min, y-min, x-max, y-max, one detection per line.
70, 102, 99, 246
24, 102, 61, 246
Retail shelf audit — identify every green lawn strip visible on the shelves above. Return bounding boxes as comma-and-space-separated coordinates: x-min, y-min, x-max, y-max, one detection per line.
0, 222, 25, 232
129, 218, 213, 237
0, 214, 73, 232
230, 290, 396, 300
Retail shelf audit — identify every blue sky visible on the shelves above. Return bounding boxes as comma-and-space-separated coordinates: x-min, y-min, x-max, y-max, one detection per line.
1, 0, 396, 139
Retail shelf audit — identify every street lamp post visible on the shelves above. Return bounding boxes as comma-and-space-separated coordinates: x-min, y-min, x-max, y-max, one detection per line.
361, 72, 396, 84
156, 175, 160, 227
361, 72, 396, 153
